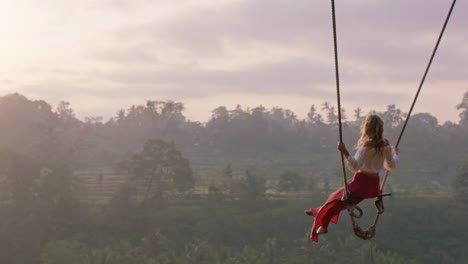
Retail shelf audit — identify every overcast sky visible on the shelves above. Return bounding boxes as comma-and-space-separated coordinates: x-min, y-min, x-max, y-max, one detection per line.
0, 0, 466, 123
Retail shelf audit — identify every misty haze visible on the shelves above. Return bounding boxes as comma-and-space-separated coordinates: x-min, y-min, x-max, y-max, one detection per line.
0, 0, 467, 263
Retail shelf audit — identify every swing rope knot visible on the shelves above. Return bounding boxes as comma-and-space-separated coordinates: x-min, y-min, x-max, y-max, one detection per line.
352, 225, 376, 241
347, 203, 363, 219
375, 197, 385, 214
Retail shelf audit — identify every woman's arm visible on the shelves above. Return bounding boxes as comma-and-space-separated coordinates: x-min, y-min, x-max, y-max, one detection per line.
337, 143, 350, 158
338, 143, 364, 172
384, 145, 399, 171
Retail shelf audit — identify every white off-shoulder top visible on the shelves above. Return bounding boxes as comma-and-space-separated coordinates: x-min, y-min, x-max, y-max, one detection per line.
346, 145, 399, 173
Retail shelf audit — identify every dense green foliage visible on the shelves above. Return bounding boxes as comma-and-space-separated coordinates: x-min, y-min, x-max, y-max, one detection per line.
453, 161, 468, 205
115, 139, 195, 201
278, 169, 306, 192
0, 92, 467, 263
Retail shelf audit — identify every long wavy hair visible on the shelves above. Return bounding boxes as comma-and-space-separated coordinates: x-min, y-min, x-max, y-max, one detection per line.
355, 114, 387, 152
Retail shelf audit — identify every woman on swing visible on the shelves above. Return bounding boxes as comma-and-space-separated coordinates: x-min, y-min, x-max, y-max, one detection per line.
306, 114, 399, 242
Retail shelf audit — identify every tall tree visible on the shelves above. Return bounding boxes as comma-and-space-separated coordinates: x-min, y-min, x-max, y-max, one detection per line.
322, 102, 337, 124
278, 169, 305, 192
453, 160, 468, 205
55, 101, 79, 125
244, 169, 266, 201
223, 163, 233, 179
354, 107, 363, 122
383, 104, 404, 129
456, 91, 468, 127
0, 148, 39, 207
117, 139, 194, 202
307, 105, 317, 123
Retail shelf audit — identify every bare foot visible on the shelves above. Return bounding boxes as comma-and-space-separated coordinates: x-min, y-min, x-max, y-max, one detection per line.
316, 226, 326, 235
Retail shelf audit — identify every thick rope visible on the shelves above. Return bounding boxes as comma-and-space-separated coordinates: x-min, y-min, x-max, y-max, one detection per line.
381, 0, 457, 191
330, 0, 349, 196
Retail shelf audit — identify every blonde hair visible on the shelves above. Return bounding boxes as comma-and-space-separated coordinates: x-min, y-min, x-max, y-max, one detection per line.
356, 114, 387, 152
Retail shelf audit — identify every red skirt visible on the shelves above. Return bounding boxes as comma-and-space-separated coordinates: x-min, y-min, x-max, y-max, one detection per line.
309, 172, 380, 242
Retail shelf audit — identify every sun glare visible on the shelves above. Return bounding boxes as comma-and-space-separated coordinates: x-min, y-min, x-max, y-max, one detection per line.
0, 1, 40, 61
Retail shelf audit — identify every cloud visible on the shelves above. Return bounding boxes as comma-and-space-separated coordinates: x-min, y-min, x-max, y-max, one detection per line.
94, 57, 342, 98
94, 0, 467, 85
21, 79, 85, 102
342, 89, 410, 108
90, 46, 159, 66
5, 0, 467, 123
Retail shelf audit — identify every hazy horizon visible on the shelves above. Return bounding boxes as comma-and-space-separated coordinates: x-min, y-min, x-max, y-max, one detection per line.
1, 2, 468, 263
1, 91, 466, 125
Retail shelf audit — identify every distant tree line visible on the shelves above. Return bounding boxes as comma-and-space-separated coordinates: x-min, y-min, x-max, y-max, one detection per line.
0, 92, 466, 184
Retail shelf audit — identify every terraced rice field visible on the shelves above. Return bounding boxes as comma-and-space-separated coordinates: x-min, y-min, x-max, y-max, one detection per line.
75, 170, 129, 200
74, 149, 451, 201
